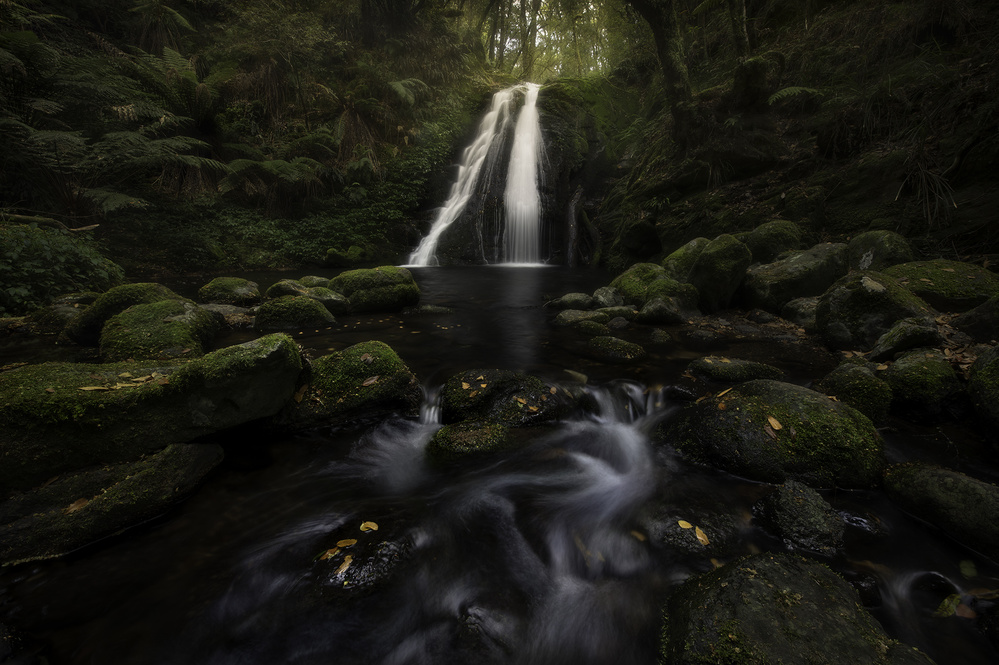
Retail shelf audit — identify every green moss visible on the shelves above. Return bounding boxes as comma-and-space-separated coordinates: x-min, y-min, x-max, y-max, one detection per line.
586, 336, 647, 363
743, 220, 803, 264
299, 275, 331, 288
197, 277, 261, 306
687, 234, 753, 312
662, 237, 710, 281
687, 356, 784, 382
168, 332, 302, 392
815, 362, 893, 423
883, 259, 999, 312
554, 309, 611, 326
328, 266, 420, 313
846, 230, 913, 271
265, 279, 310, 299
969, 346, 999, 428
883, 349, 962, 416
254, 295, 336, 330
425, 421, 512, 462
63, 282, 183, 345
608, 263, 671, 307
99, 299, 222, 361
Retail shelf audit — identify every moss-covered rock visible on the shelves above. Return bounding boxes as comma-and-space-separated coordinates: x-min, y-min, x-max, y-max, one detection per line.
264, 279, 310, 299
968, 346, 999, 432
815, 271, 936, 351
595, 305, 638, 320
636, 297, 686, 325
545, 292, 595, 310
99, 299, 224, 361
752, 480, 844, 556
687, 234, 753, 312
585, 335, 647, 364
299, 275, 331, 288
572, 319, 612, 337
329, 266, 420, 313
883, 349, 963, 420
781, 296, 819, 331
439, 369, 569, 427
254, 295, 336, 331
742, 242, 848, 313
743, 219, 803, 264
661, 553, 934, 665
424, 421, 513, 462
25, 293, 98, 334
608, 263, 670, 307
592, 286, 624, 308
661, 237, 709, 281
952, 296, 999, 343
868, 317, 945, 361
885, 463, 999, 562
847, 230, 913, 271
553, 309, 611, 326
0, 333, 302, 492
646, 278, 699, 311
0, 443, 223, 566
883, 260, 999, 312
63, 282, 183, 345
815, 362, 893, 423
288, 340, 421, 427
658, 380, 884, 488
198, 277, 261, 306
306, 286, 350, 315
687, 356, 784, 382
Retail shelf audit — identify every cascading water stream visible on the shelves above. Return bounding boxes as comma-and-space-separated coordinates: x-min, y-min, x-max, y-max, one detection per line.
503, 82, 543, 265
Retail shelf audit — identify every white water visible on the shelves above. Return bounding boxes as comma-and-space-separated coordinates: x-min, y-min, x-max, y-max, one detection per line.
503, 82, 543, 264
406, 88, 516, 267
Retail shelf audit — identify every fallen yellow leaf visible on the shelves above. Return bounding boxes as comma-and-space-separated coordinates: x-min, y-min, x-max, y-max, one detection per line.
720, 358, 732, 363
516, 397, 527, 404
678, 520, 693, 529
318, 547, 339, 561
717, 387, 733, 397
335, 555, 353, 576
767, 416, 782, 430
462, 382, 470, 389
78, 386, 109, 391
64, 498, 89, 514
336, 539, 357, 548
362, 376, 379, 386
360, 521, 378, 532
695, 526, 710, 546
549, 386, 557, 394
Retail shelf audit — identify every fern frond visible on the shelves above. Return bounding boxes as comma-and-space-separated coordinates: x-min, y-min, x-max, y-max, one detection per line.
79, 188, 148, 213
767, 86, 824, 105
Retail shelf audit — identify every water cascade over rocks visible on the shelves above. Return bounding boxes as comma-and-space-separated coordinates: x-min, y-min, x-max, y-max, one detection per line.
407, 83, 544, 266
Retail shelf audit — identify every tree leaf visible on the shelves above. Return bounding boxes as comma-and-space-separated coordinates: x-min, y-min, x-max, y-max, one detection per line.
955, 604, 977, 619
717, 387, 733, 397
336, 538, 357, 548
78, 386, 109, 391
695, 526, 710, 546
64, 498, 89, 514
334, 555, 353, 576
630, 530, 647, 541
678, 520, 693, 529
317, 547, 339, 561
294, 384, 309, 403
462, 382, 470, 389
362, 376, 379, 386
767, 416, 783, 430
360, 521, 378, 531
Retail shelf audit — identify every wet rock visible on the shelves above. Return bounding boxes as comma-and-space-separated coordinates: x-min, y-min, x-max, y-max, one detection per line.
571, 320, 611, 337
662, 237, 710, 281
63, 282, 183, 345
641, 504, 747, 558
742, 242, 848, 313
650, 329, 674, 345
847, 230, 914, 271
440, 369, 569, 427
198, 277, 262, 306
425, 421, 513, 462
686, 234, 753, 312
545, 292, 595, 310
968, 346, 999, 433
661, 553, 935, 665
596, 306, 638, 320
254, 295, 336, 331
315, 530, 415, 597
952, 296, 999, 343
815, 362, 893, 423
264, 278, 311, 299
753, 480, 844, 556
743, 219, 803, 264
25, 292, 98, 334
815, 271, 936, 351
585, 336, 647, 364
553, 309, 611, 327
608, 263, 670, 307
305, 286, 350, 315
289, 340, 421, 427
99, 299, 224, 361
636, 297, 686, 325
883, 260, 999, 313
781, 296, 819, 331
883, 349, 963, 420
329, 266, 420, 313
299, 275, 331, 288
884, 463, 999, 562
687, 355, 783, 383
869, 317, 945, 361
592, 286, 624, 308
679, 327, 726, 350
0, 443, 223, 566
606, 316, 630, 330
403, 304, 454, 316
0, 333, 302, 492
658, 380, 884, 488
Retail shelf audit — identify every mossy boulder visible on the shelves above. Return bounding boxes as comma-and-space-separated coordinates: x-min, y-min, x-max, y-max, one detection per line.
608, 263, 670, 307
254, 295, 336, 331
883, 260, 999, 312
264, 279, 310, 299
592, 286, 624, 308
661, 553, 935, 665
646, 278, 699, 311
781, 296, 819, 331
686, 234, 753, 312
26, 292, 98, 334
968, 346, 999, 432
815, 271, 936, 351
299, 275, 331, 288
585, 335, 647, 364
885, 463, 999, 562
288, 340, 421, 427
658, 380, 884, 488
572, 319, 612, 337
868, 318, 945, 361
63, 282, 182, 345
662, 237, 709, 281
742, 242, 848, 313
329, 266, 420, 313
197, 277, 261, 306
99, 299, 224, 361
0, 333, 302, 492
636, 297, 686, 325
545, 292, 595, 310
815, 362, 893, 423
952, 296, 999, 343
596, 305, 639, 320
553, 309, 611, 327
0, 443, 223, 566
743, 219, 803, 264
687, 356, 784, 382
752, 480, 844, 556
439, 369, 569, 427
847, 230, 913, 271
424, 421, 513, 463
883, 349, 963, 420
305, 286, 350, 315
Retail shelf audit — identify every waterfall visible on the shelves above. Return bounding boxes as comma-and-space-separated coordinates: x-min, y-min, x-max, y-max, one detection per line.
503, 82, 543, 265
406, 83, 545, 267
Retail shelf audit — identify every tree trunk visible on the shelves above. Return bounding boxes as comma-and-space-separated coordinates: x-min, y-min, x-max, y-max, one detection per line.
727, 0, 751, 57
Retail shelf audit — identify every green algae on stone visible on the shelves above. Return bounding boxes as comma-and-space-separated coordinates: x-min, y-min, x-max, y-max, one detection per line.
815, 362, 893, 423
661, 237, 710, 281
572, 319, 612, 337
299, 275, 331, 288
687, 356, 784, 382
425, 421, 513, 462
686, 234, 753, 312
883, 349, 963, 419
305, 286, 350, 315
586, 335, 647, 364
254, 295, 336, 331
439, 369, 568, 427
198, 277, 261, 306
63, 282, 183, 345
883, 259, 999, 312
329, 266, 420, 313
743, 219, 803, 264
659, 379, 884, 488
265, 279, 310, 299
99, 299, 224, 361
608, 263, 671, 307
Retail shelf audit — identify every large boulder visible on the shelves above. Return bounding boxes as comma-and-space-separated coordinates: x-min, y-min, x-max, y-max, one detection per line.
63, 282, 182, 345
883, 259, 999, 312
742, 242, 848, 312
198, 277, 261, 306
329, 266, 420, 313
952, 296, 999, 342
0, 333, 303, 492
883, 349, 963, 420
884, 463, 999, 562
743, 219, 803, 263
661, 553, 935, 665
608, 263, 670, 307
814, 362, 893, 423
687, 356, 783, 383
847, 230, 913, 271
658, 380, 884, 488
968, 345, 999, 432
439, 369, 570, 427
545, 292, 595, 310
686, 234, 753, 312
868, 317, 945, 361
753, 480, 844, 556
264, 279, 310, 299
99, 299, 224, 361
0, 443, 223, 566
425, 421, 513, 463
662, 237, 710, 280
815, 271, 936, 351
254, 295, 336, 331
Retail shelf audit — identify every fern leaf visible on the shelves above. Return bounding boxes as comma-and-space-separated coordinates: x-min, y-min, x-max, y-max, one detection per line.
768, 87, 823, 105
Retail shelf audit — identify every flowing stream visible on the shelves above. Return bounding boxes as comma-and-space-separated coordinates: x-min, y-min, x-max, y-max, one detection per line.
1, 267, 998, 665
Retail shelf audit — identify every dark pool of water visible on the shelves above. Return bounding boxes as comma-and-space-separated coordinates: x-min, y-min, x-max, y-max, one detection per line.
1, 267, 997, 664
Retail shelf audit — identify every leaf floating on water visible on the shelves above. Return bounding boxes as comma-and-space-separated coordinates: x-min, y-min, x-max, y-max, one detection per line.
678, 520, 693, 529
334, 555, 353, 576
695, 526, 710, 546
955, 604, 977, 619
360, 521, 378, 532
362, 376, 379, 386
630, 530, 647, 542
336, 539, 358, 548
64, 498, 89, 514
933, 593, 961, 617
960, 560, 977, 579
462, 382, 470, 390
767, 416, 783, 430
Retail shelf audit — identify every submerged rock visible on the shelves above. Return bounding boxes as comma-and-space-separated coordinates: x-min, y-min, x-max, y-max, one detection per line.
753, 480, 844, 556
659, 380, 884, 488
686, 234, 753, 312
99, 299, 224, 361
847, 230, 914, 271
198, 277, 261, 306
329, 266, 420, 313
815, 362, 893, 423
687, 355, 783, 383
884, 259, 999, 312
661, 553, 935, 665
439, 369, 569, 427
0, 443, 223, 566
63, 282, 182, 345
254, 295, 336, 331
742, 242, 848, 312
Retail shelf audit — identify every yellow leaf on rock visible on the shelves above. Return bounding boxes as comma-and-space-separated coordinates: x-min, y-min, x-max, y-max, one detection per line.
64, 498, 89, 514
318, 548, 339, 561
362, 376, 379, 386
717, 387, 733, 397
336, 539, 357, 548
470, 391, 479, 397
720, 358, 732, 363
528, 406, 539, 412
360, 521, 378, 532
78, 386, 109, 391
335, 555, 353, 576
516, 397, 527, 404
695, 526, 710, 546
480, 383, 487, 388
678, 520, 693, 529
476, 375, 484, 380
462, 382, 470, 389
550, 386, 557, 394
293, 384, 308, 403
876, 364, 889, 371
767, 416, 783, 430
